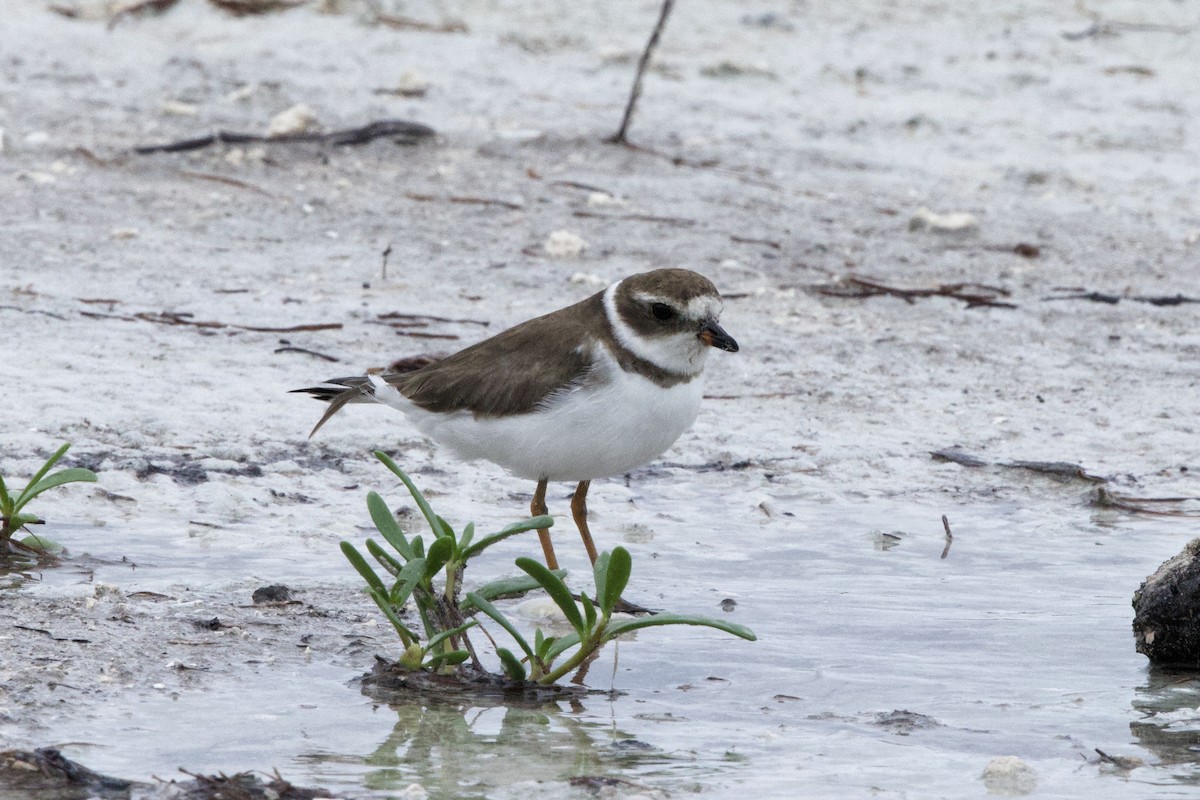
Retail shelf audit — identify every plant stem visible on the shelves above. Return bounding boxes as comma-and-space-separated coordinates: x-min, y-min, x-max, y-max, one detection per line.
538, 615, 610, 685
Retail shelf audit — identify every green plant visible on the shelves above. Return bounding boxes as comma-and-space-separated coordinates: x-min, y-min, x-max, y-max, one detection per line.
342, 451, 556, 672
343, 451, 755, 686
467, 548, 754, 684
1, 443, 97, 555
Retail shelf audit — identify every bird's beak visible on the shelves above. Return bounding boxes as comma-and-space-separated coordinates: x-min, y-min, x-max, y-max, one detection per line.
698, 320, 739, 353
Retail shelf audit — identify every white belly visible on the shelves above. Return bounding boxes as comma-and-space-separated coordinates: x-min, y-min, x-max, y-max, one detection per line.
378, 362, 705, 482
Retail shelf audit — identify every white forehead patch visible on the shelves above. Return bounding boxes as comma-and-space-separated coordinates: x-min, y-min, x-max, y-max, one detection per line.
685, 294, 723, 320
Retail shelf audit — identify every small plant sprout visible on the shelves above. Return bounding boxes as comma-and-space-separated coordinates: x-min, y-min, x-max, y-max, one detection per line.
342, 451, 755, 687
0, 443, 98, 558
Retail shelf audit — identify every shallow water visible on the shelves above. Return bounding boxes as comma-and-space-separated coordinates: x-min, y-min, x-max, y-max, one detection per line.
4, 0, 1200, 795
13, 488, 1198, 799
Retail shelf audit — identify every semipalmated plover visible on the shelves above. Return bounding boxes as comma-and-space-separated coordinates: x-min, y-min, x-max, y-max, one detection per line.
295, 268, 738, 569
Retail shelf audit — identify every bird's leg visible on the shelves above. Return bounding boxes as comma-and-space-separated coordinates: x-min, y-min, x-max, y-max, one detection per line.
568, 480, 653, 615
532, 478, 558, 570
571, 480, 599, 564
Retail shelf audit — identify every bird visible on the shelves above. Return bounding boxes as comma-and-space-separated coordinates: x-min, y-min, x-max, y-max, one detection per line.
294, 268, 739, 571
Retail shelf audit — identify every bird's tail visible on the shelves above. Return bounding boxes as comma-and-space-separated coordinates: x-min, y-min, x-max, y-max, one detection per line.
290, 376, 377, 438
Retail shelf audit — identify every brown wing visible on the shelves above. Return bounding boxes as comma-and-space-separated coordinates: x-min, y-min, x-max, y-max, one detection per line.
389, 291, 606, 417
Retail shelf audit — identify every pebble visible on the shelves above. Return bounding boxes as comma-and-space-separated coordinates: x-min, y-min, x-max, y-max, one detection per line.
700, 60, 777, 79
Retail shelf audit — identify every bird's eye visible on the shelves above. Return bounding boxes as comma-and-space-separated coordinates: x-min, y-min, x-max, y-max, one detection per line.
651, 303, 675, 322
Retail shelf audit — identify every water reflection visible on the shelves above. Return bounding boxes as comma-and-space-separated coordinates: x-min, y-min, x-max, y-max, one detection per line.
1130, 668, 1200, 781
357, 686, 665, 797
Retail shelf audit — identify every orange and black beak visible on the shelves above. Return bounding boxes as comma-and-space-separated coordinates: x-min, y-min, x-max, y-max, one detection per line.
699, 320, 739, 353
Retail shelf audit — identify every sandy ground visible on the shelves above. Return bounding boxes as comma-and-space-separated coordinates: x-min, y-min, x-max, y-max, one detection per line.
2, 0, 1200, 795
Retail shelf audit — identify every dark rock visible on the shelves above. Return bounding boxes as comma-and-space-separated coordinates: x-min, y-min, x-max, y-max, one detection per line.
0, 747, 340, 799
252, 584, 294, 604
871, 709, 941, 735
1133, 538, 1200, 667
0, 748, 133, 797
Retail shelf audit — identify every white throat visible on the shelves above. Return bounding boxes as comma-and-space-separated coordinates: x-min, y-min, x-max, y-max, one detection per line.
602, 281, 709, 376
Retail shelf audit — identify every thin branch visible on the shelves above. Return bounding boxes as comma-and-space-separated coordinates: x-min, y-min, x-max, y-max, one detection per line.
608, 0, 675, 145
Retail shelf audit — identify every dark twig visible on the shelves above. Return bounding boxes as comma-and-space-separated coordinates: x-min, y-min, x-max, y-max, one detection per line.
208, 0, 307, 16
396, 331, 460, 340
377, 311, 489, 327
79, 308, 342, 334
608, 0, 675, 145
704, 392, 799, 400
133, 312, 342, 333
179, 170, 273, 195
106, 0, 181, 29
1043, 290, 1121, 304
381, 243, 392, 281
404, 192, 524, 210
815, 277, 1015, 309
0, 305, 68, 320
929, 448, 989, 468
940, 515, 953, 560
1005, 460, 1107, 483
1140, 294, 1200, 307
731, 234, 782, 250
1093, 748, 1145, 770
930, 449, 1110, 483
1043, 289, 1200, 306
273, 346, 339, 362
550, 179, 614, 194
134, 120, 434, 155
572, 210, 695, 227
373, 12, 468, 33
1093, 487, 1200, 517
1062, 17, 1193, 41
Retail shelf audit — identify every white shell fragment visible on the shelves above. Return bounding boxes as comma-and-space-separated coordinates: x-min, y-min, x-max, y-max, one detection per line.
394, 70, 431, 97
587, 191, 626, 207
160, 100, 198, 117
544, 229, 588, 258
981, 756, 1037, 796
909, 206, 980, 233
227, 84, 256, 103
267, 104, 319, 138
569, 271, 606, 287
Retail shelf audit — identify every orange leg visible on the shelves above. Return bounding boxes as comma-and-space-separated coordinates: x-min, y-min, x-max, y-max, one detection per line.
532, 478, 558, 570
571, 480, 599, 564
